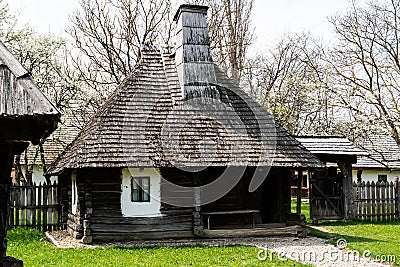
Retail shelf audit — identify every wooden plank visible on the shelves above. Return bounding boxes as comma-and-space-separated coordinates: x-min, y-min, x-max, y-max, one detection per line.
91, 214, 193, 225
92, 231, 194, 242
20, 186, 25, 226
31, 185, 36, 227
366, 181, 371, 220
371, 181, 376, 221
43, 185, 48, 232
90, 223, 193, 233
37, 183, 42, 231
390, 182, 395, 221
202, 209, 259, 215
362, 182, 367, 220
200, 225, 303, 238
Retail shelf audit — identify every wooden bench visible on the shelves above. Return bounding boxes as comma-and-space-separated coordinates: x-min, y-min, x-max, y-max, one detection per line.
202, 209, 260, 230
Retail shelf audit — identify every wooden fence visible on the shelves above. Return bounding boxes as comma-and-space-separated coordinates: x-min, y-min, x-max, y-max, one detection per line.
9, 182, 61, 231
353, 180, 399, 221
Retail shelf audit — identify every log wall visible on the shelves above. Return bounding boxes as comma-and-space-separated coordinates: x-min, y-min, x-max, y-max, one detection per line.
67, 168, 195, 243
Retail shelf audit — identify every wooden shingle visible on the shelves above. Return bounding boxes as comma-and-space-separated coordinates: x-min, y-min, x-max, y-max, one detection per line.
47, 46, 323, 175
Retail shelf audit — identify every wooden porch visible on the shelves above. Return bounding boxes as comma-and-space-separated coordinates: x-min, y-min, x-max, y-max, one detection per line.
195, 223, 305, 238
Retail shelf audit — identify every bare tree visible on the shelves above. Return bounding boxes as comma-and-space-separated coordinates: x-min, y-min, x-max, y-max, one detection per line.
243, 33, 338, 135
68, 0, 173, 100
187, 0, 255, 83
327, 0, 400, 146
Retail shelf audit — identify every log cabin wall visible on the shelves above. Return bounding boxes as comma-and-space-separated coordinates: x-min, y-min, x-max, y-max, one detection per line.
65, 171, 85, 239
77, 168, 194, 242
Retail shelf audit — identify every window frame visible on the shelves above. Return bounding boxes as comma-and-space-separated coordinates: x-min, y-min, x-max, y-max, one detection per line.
131, 176, 150, 203
378, 174, 388, 183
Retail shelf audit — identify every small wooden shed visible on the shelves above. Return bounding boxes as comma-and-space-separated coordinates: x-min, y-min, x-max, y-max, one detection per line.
47, 5, 323, 243
0, 41, 60, 262
296, 136, 368, 223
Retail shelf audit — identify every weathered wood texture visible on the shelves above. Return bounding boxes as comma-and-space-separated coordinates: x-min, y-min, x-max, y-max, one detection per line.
296, 137, 367, 157
8, 182, 61, 231
0, 144, 14, 258
0, 40, 59, 260
353, 134, 400, 169
200, 225, 303, 238
65, 168, 195, 243
338, 161, 355, 220
310, 169, 344, 222
47, 6, 323, 176
353, 181, 399, 221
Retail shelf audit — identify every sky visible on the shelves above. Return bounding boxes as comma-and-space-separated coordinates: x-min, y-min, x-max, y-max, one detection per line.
4, 0, 352, 47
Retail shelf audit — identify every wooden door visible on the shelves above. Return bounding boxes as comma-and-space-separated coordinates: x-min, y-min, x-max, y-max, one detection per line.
309, 172, 344, 224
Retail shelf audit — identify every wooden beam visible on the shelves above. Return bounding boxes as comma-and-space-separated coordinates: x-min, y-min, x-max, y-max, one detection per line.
0, 143, 14, 258
338, 161, 355, 220
296, 169, 303, 215
199, 225, 303, 238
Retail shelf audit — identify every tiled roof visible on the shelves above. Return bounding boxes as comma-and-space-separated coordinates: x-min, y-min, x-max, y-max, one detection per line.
47, 47, 323, 175
353, 134, 400, 169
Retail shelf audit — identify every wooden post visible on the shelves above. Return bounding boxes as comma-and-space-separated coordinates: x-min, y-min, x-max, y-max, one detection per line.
0, 144, 14, 258
338, 161, 355, 220
395, 177, 399, 220
296, 168, 303, 215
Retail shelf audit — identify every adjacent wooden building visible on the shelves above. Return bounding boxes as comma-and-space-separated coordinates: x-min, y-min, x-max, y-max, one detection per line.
47, 5, 323, 243
0, 40, 60, 262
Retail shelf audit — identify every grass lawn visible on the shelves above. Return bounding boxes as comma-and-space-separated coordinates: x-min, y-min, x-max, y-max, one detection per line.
310, 221, 400, 266
290, 199, 311, 223
7, 228, 308, 267
292, 199, 399, 266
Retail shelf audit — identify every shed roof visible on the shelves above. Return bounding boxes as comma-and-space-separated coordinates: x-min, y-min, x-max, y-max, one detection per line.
353, 134, 400, 169
21, 115, 80, 165
46, 46, 323, 175
0, 41, 60, 142
296, 136, 368, 156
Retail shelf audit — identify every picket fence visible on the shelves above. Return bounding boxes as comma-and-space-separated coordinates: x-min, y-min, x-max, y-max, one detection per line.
353, 180, 400, 221
9, 182, 61, 231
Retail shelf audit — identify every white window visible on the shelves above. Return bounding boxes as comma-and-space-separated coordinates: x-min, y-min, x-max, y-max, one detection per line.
121, 168, 161, 217
71, 172, 78, 215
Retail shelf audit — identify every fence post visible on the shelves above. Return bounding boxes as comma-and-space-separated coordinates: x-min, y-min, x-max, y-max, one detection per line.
395, 177, 399, 220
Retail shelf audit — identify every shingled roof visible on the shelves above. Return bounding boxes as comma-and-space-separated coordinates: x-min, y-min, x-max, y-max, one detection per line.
21, 115, 80, 165
46, 5, 323, 175
353, 134, 400, 170
0, 41, 60, 143
296, 136, 368, 156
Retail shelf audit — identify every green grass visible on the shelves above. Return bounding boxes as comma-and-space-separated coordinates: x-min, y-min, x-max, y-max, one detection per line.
6, 228, 308, 267
292, 199, 399, 265
291, 199, 311, 223
310, 221, 400, 266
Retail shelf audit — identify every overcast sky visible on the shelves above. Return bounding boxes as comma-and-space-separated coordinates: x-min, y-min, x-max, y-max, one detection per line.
4, 0, 351, 47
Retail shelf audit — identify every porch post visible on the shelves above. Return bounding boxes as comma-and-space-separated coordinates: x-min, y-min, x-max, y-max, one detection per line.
337, 161, 355, 220
296, 168, 303, 215
0, 143, 13, 258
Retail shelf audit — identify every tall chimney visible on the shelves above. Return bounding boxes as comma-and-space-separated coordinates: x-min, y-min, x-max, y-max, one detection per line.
173, 5, 217, 99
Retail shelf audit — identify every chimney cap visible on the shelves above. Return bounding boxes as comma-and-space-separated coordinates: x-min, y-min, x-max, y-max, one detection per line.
173, 4, 209, 22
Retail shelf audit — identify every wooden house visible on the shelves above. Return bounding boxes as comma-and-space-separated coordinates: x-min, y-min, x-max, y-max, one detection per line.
0, 40, 60, 262
46, 5, 323, 243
